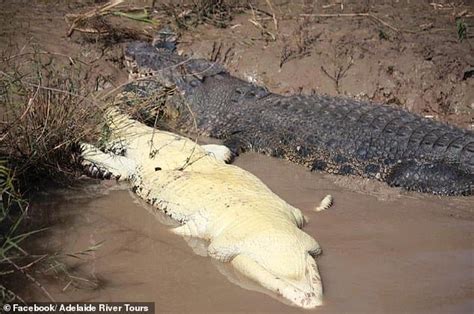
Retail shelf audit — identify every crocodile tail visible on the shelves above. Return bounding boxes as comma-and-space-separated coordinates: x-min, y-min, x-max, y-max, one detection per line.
386, 160, 474, 195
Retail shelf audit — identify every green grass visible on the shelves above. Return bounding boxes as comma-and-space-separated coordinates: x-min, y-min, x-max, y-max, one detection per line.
456, 19, 468, 42
0, 160, 31, 304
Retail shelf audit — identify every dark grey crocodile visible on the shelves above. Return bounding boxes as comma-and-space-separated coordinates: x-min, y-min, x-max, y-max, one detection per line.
123, 41, 474, 196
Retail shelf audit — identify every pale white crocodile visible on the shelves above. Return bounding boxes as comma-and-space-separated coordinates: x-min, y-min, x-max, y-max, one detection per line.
81, 108, 326, 308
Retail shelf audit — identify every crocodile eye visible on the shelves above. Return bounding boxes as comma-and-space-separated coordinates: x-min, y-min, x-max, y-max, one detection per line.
255, 87, 269, 98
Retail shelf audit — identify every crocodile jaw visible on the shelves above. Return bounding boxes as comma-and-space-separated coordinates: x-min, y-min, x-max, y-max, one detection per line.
230, 253, 323, 309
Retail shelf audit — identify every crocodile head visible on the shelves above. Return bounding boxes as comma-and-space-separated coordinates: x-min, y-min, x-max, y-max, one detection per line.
124, 41, 227, 95
123, 41, 270, 135
208, 227, 323, 309
234, 231, 323, 308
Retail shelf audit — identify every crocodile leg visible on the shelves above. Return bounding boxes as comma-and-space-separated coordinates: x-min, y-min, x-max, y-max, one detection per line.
222, 131, 254, 156
201, 144, 233, 163
386, 160, 473, 195
80, 143, 136, 180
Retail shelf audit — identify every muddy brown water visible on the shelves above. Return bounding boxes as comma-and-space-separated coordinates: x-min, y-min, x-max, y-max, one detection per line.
27, 153, 473, 313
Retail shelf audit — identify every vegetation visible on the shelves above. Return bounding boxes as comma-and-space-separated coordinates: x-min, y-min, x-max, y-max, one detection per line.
0, 161, 30, 304
0, 49, 104, 304
162, 0, 249, 29
1, 50, 102, 186
456, 18, 468, 42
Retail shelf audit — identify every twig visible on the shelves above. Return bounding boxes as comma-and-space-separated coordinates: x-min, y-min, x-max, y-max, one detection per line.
176, 100, 201, 171
19, 254, 48, 270
62, 280, 72, 292
321, 55, 353, 94
249, 19, 276, 41
265, 0, 278, 32
69, 27, 109, 35
300, 13, 369, 18
368, 14, 400, 33
243, 4, 273, 18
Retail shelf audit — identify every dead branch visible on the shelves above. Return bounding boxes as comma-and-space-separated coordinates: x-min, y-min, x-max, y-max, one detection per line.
265, 0, 279, 32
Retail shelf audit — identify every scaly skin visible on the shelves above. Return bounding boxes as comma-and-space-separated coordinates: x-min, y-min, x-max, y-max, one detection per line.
123, 41, 474, 196
81, 109, 325, 308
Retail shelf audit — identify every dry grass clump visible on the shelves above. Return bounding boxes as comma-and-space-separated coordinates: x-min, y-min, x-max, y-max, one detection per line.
65, 0, 154, 38
64, 0, 256, 45
162, 0, 249, 29
0, 50, 103, 188
65, 0, 249, 41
